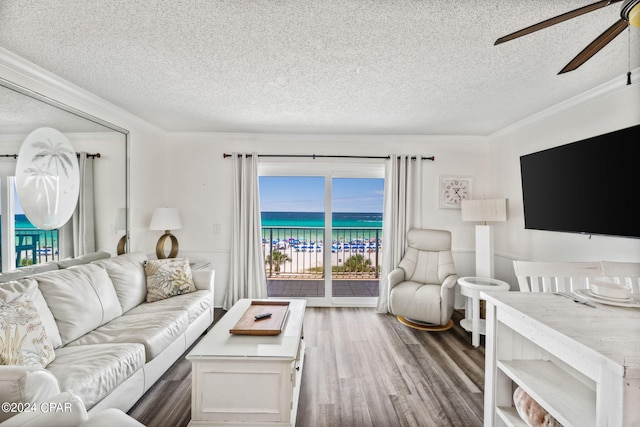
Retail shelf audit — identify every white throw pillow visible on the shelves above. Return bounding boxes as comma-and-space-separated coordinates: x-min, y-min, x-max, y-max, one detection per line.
0, 294, 55, 368
145, 258, 196, 302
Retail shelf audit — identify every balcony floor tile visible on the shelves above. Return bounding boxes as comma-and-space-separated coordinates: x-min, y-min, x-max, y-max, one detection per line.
267, 279, 379, 298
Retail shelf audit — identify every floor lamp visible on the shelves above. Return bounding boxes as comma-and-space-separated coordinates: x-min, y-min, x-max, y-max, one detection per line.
461, 199, 508, 278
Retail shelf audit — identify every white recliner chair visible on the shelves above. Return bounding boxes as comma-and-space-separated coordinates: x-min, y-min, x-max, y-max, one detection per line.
388, 228, 458, 330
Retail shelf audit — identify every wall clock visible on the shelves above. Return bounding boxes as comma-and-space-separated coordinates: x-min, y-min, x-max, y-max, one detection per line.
439, 176, 472, 209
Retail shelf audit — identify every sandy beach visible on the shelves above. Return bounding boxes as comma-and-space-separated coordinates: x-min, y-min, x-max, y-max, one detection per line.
262, 242, 380, 276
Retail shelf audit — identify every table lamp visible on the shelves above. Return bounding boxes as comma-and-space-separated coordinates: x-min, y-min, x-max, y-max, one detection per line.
149, 207, 182, 259
461, 198, 508, 278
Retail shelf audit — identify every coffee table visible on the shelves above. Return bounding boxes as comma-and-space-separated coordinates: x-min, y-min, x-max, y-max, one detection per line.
458, 277, 509, 347
187, 298, 306, 426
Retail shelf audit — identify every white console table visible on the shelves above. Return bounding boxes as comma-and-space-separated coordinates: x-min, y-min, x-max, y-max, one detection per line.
483, 292, 640, 427
187, 299, 306, 426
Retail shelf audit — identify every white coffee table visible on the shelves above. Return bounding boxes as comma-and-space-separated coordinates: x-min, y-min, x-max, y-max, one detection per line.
458, 277, 509, 347
187, 298, 306, 426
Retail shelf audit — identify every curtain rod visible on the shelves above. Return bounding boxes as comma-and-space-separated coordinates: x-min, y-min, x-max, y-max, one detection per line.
223, 153, 435, 161
0, 152, 101, 159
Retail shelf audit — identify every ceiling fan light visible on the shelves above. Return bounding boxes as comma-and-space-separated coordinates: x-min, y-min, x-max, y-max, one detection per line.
629, 3, 640, 27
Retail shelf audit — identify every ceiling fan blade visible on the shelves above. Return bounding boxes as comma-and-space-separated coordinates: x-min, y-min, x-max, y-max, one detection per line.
494, 0, 622, 45
558, 18, 628, 73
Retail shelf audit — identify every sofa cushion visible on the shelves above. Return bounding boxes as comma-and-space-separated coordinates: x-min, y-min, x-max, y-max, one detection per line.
34, 264, 123, 346
0, 263, 60, 283
92, 252, 148, 313
127, 290, 211, 323
0, 294, 55, 368
56, 251, 112, 269
144, 258, 196, 302
65, 310, 189, 362
47, 343, 145, 410
0, 279, 62, 349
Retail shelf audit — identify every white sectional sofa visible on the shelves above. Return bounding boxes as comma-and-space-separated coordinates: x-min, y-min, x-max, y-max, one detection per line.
0, 252, 214, 425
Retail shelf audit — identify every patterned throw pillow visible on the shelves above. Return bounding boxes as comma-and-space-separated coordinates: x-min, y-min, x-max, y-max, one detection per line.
0, 294, 55, 367
145, 258, 196, 302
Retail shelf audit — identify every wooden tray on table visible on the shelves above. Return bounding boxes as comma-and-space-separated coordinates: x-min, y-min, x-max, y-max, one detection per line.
229, 301, 290, 335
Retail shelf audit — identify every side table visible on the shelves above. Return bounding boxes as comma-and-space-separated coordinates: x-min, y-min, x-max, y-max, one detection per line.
458, 277, 509, 347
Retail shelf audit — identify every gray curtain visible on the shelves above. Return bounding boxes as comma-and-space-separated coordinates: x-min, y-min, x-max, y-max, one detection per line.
60, 152, 95, 257
223, 152, 267, 310
376, 155, 423, 313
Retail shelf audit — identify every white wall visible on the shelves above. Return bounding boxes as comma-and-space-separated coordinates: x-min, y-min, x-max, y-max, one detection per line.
491, 79, 640, 263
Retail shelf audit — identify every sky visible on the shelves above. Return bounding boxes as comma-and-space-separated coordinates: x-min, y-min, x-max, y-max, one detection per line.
259, 176, 384, 213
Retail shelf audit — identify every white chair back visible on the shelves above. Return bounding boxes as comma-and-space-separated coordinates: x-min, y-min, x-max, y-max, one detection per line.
513, 261, 601, 293
399, 229, 456, 285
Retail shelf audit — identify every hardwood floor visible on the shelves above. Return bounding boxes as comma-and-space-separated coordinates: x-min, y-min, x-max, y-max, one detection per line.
128, 308, 485, 427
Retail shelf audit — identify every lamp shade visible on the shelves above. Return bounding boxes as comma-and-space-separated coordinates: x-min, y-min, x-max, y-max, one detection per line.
149, 208, 182, 231
461, 199, 508, 223
623, 1, 640, 27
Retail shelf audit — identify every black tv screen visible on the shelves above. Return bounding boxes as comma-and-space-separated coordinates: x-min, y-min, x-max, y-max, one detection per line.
520, 124, 640, 239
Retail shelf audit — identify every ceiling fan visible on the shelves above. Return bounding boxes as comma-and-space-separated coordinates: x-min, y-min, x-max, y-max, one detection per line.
495, 0, 640, 74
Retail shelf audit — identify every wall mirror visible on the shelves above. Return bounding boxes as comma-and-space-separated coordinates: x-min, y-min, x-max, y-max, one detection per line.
0, 78, 129, 271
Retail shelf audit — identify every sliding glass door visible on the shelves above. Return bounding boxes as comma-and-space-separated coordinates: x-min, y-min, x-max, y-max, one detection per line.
259, 160, 384, 307
330, 178, 382, 300
260, 175, 327, 298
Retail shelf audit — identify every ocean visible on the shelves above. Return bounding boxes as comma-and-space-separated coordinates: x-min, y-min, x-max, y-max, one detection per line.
15, 214, 36, 229
261, 211, 383, 228
261, 211, 383, 245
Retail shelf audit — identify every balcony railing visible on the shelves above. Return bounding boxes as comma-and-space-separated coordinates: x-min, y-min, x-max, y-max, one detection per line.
15, 228, 59, 267
262, 226, 381, 280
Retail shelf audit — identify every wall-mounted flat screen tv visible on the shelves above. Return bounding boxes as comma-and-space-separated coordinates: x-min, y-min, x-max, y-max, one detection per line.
520, 124, 640, 239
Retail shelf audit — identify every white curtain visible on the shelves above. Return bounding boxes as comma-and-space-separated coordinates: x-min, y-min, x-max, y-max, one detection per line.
59, 152, 95, 257
224, 152, 268, 310
376, 155, 423, 313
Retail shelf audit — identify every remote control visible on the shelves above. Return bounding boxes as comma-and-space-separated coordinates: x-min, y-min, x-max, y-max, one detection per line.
255, 312, 272, 320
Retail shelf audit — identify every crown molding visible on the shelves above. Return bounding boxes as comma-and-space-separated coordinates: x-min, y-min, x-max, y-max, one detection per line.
0, 47, 162, 135
490, 67, 640, 139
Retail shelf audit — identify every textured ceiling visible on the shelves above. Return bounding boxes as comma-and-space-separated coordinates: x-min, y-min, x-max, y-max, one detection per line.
0, 85, 115, 134
1, 0, 638, 135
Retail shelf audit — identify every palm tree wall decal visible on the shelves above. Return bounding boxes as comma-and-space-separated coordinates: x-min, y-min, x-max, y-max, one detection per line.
22, 164, 57, 218
28, 137, 76, 221
16, 127, 80, 230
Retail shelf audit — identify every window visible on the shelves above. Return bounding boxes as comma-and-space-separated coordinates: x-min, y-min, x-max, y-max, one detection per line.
0, 169, 61, 272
